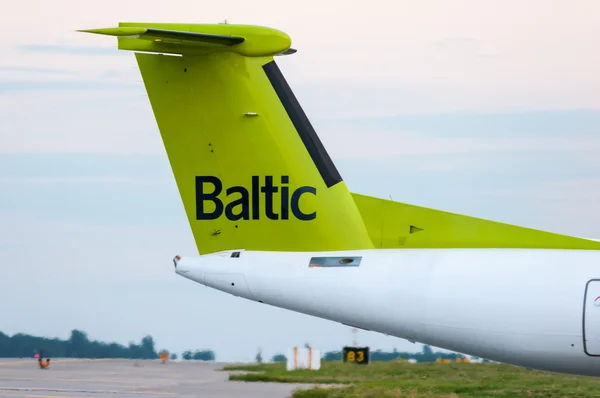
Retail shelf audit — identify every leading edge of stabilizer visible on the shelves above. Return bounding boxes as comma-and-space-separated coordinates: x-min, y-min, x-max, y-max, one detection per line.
78, 22, 297, 57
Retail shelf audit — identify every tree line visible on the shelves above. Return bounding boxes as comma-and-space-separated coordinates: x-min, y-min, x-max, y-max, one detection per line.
1, 329, 474, 363
0, 330, 215, 361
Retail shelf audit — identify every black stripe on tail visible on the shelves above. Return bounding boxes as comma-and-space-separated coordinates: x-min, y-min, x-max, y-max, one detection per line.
262, 60, 342, 188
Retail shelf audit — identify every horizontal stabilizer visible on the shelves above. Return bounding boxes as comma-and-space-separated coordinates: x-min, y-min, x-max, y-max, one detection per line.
78, 23, 296, 57
353, 193, 600, 250
78, 27, 245, 46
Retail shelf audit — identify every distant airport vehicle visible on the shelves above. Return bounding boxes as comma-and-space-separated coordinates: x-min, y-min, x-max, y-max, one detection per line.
81, 23, 600, 377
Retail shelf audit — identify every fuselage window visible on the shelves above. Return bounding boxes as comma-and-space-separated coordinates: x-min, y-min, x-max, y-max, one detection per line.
309, 256, 361, 268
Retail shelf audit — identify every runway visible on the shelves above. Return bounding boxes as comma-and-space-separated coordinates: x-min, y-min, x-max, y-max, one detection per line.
0, 358, 318, 397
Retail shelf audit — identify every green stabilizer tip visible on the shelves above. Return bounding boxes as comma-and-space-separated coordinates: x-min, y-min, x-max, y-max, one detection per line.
77, 27, 148, 36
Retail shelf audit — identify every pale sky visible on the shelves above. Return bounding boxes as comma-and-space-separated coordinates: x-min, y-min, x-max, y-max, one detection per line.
2, 0, 600, 361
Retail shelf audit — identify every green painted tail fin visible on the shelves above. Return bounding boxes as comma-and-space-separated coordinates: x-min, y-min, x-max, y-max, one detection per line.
81, 22, 374, 254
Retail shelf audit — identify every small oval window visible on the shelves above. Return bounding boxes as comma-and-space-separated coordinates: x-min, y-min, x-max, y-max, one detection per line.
339, 258, 354, 264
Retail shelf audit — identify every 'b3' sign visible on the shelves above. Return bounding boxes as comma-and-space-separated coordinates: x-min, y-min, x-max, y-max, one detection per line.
343, 346, 370, 365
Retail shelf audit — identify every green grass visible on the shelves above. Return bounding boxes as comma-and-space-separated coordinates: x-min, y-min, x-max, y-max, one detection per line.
223, 360, 600, 397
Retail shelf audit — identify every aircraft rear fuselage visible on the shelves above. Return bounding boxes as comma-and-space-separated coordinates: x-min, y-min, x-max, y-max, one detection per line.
176, 248, 600, 376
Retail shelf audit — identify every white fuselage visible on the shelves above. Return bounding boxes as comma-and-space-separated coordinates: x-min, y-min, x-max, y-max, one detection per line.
174, 248, 600, 376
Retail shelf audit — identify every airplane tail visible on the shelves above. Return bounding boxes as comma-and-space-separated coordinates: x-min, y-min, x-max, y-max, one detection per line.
81, 22, 600, 253
80, 23, 374, 254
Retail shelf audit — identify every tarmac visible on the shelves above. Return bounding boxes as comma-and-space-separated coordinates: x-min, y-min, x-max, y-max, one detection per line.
0, 358, 324, 397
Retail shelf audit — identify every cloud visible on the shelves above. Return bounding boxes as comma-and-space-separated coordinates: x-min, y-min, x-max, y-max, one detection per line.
0, 153, 171, 178
0, 215, 191, 282
0, 80, 139, 93
0, 66, 74, 75
0, 177, 168, 184
493, 178, 600, 201
430, 37, 478, 48
486, 178, 600, 238
330, 109, 600, 137
0, 89, 157, 154
15, 44, 119, 55
2, 0, 600, 112
427, 37, 498, 59
321, 129, 600, 160
0, 155, 181, 228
